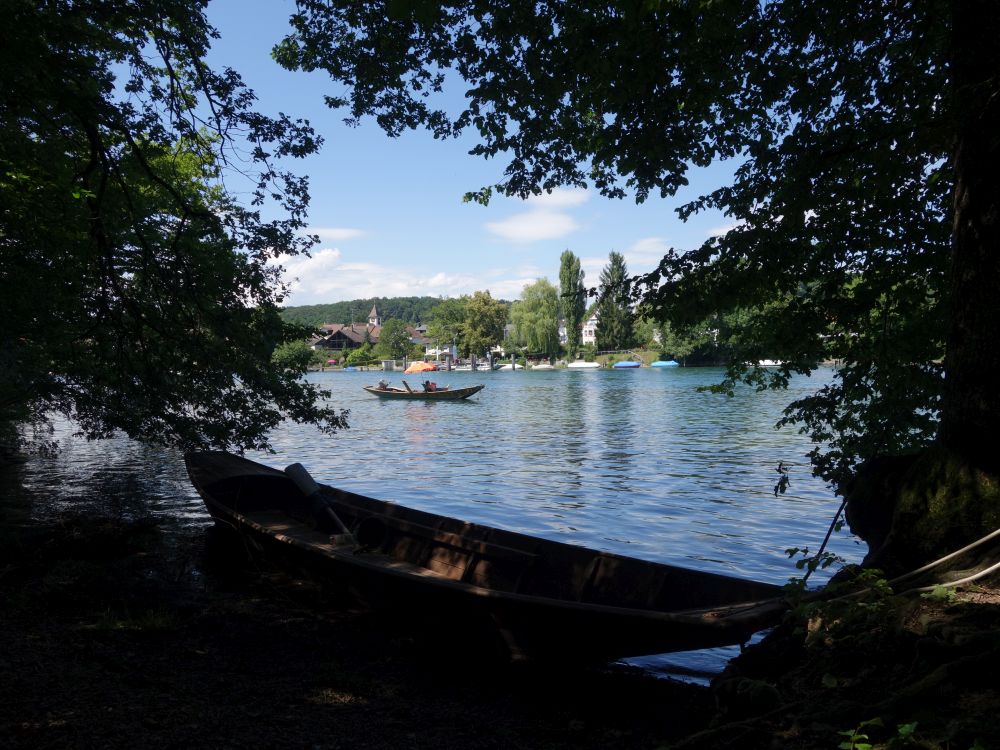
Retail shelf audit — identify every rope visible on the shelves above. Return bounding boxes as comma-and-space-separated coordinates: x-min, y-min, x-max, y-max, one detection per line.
886, 524, 1000, 586
896, 557, 1000, 596
800, 496, 849, 585
815, 522, 1000, 604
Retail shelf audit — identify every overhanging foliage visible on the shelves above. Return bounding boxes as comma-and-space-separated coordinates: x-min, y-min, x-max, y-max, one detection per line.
273, 0, 989, 490
0, 0, 346, 453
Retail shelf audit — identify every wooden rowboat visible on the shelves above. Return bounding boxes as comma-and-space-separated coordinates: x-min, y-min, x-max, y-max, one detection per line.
363, 382, 485, 400
185, 452, 786, 662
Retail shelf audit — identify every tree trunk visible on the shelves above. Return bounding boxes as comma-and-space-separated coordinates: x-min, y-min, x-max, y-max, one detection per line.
941, 0, 1000, 475
845, 3, 1000, 575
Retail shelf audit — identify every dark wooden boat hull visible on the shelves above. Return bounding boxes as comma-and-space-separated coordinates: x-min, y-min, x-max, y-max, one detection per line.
363, 384, 485, 400
185, 452, 786, 662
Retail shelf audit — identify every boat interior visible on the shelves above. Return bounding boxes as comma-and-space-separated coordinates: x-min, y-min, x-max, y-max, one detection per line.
195, 463, 781, 614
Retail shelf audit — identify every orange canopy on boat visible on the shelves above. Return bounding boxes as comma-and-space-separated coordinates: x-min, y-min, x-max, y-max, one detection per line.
403, 361, 439, 374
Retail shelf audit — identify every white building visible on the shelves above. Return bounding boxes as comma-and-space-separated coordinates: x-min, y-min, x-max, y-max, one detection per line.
581, 310, 599, 345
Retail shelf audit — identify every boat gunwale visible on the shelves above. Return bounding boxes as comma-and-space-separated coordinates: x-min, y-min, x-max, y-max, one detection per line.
199, 495, 784, 633
362, 383, 485, 399
187, 452, 785, 626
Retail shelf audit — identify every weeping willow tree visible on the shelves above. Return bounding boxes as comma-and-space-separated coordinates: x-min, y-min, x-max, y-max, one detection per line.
510, 279, 561, 360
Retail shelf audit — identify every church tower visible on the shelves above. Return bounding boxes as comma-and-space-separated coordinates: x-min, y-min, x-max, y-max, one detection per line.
368, 304, 381, 327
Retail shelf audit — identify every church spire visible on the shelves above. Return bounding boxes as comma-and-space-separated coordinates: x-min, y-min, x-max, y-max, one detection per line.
368, 304, 380, 327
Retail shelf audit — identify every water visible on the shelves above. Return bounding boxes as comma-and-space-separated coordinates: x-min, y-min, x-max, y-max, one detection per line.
7, 366, 863, 681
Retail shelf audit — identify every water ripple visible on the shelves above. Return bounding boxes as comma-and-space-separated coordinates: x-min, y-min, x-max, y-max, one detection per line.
14, 366, 863, 679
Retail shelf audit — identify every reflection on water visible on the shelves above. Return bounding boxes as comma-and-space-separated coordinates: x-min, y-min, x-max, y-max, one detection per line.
6, 367, 862, 679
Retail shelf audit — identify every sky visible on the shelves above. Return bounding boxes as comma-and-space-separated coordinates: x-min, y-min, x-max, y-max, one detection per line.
205, 0, 738, 307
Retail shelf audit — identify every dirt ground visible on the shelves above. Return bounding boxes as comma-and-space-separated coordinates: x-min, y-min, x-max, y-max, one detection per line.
0, 517, 713, 749
5, 515, 1000, 749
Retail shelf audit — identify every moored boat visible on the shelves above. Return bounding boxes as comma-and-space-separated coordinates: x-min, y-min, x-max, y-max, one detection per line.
185, 452, 786, 663
567, 361, 601, 369
612, 360, 641, 369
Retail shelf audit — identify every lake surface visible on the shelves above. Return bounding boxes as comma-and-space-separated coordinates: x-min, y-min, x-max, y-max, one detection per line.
10, 366, 862, 680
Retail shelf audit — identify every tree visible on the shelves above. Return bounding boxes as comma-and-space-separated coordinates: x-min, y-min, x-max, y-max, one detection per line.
426, 297, 468, 354
0, 0, 346, 456
276, 0, 1000, 571
281, 296, 442, 328
595, 252, 635, 351
272, 340, 314, 372
510, 279, 560, 360
654, 320, 715, 366
558, 250, 586, 354
374, 319, 412, 360
345, 342, 377, 367
462, 291, 508, 359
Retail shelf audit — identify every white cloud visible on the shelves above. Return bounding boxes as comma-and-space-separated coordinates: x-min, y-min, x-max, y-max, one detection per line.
625, 237, 671, 271
484, 187, 589, 243
576, 243, 668, 283
274, 247, 487, 306
274, 249, 562, 306
706, 222, 740, 238
305, 226, 366, 242
525, 187, 590, 208
580, 255, 607, 280
480, 264, 551, 300
485, 211, 579, 243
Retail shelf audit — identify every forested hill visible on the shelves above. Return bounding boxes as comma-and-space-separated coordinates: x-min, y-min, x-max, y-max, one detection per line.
280, 297, 443, 328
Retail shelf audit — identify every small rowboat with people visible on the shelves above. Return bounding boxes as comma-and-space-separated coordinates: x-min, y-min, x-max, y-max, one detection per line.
185, 451, 786, 663
363, 379, 485, 400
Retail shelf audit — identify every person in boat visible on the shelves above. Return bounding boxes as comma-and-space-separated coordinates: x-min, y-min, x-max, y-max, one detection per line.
377, 379, 389, 390
422, 380, 437, 392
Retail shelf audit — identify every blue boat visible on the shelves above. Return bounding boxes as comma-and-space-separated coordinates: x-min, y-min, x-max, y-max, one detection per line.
650, 360, 679, 368
612, 361, 641, 369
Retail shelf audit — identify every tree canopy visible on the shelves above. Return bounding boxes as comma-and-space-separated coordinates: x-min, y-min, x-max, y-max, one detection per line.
276, 2, 992, 469
595, 252, 635, 352
1, 0, 345, 453
462, 291, 508, 358
280, 296, 443, 329
510, 279, 561, 360
276, 0, 1000, 567
426, 297, 468, 352
374, 318, 413, 360
558, 250, 586, 354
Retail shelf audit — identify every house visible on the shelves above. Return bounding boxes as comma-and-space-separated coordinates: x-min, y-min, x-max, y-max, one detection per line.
581, 308, 599, 345
308, 305, 434, 356
310, 322, 380, 353
410, 323, 432, 350
309, 305, 382, 353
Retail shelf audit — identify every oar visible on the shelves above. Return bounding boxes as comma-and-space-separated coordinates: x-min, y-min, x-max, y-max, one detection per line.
402, 380, 414, 392
284, 463, 355, 545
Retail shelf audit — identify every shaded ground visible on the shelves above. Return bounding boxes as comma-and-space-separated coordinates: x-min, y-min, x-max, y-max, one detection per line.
0, 516, 712, 749
675, 577, 1000, 750
5, 514, 1000, 749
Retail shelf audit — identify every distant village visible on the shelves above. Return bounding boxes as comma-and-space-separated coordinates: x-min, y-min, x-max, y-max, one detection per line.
307, 304, 602, 362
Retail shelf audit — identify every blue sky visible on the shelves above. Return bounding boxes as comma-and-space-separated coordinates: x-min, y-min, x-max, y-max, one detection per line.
206, 0, 738, 306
